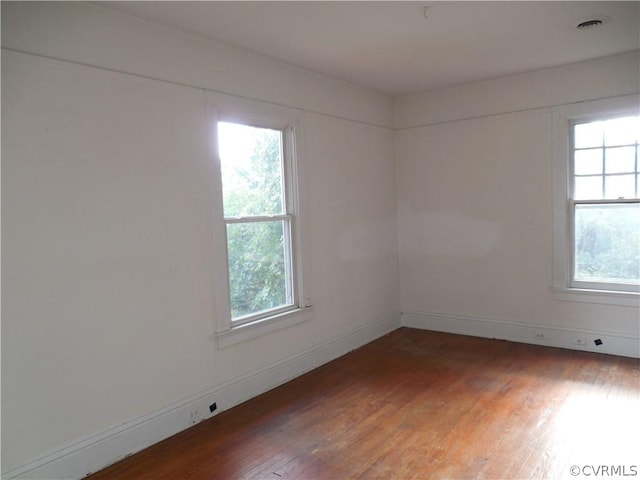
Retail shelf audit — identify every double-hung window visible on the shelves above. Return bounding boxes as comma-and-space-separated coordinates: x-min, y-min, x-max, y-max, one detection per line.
552, 95, 640, 305
571, 115, 640, 289
207, 94, 311, 345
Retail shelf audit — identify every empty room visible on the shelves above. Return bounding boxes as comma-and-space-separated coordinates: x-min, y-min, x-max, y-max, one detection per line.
2, 2, 639, 479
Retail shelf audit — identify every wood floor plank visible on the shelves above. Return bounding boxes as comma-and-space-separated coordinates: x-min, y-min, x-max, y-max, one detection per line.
87, 329, 640, 480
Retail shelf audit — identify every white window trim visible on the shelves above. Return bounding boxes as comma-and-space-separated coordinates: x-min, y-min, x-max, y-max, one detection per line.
205, 92, 313, 347
551, 94, 640, 307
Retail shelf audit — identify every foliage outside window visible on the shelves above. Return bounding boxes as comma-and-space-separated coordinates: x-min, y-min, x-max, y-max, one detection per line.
217, 121, 297, 323
570, 115, 640, 292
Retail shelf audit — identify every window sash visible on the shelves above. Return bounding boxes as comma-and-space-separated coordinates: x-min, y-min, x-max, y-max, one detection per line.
224, 215, 298, 326
570, 117, 639, 201
568, 199, 640, 292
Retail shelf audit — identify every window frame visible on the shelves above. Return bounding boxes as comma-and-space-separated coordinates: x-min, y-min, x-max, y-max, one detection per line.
551, 94, 640, 307
205, 93, 313, 346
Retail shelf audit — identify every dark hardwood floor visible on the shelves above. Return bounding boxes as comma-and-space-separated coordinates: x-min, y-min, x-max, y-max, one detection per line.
87, 328, 640, 479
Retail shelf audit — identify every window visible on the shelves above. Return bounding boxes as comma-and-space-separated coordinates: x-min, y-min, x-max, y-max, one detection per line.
571, 116, 640, 289
206, 94, 312, 345
552, 95, 640, 306
218, 122, 296, 323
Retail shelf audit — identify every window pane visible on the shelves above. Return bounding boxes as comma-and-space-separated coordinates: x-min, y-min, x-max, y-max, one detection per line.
218, 122, 284, 217
574, 204, 640, 284
226, 220, 292, 319
574, 148, 602, 175
574, 121, 603, 149
604, 175, 636, 199
574, 176, 602, 200
604, 116, 639, 146
605, 146, 636, 174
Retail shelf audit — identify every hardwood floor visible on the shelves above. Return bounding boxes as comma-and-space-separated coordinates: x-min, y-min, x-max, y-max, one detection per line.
87, 328, 640, 479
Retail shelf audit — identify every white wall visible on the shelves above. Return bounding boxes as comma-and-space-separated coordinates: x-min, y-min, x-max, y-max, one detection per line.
394, 51, 640, 129
395, 51, 640, 356
1, 3, 400, 478
1, 2, 393, 129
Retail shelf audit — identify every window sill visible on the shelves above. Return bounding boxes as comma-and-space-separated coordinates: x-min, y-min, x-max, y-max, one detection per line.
214, 306, 315, 349
551, 287, 640, 307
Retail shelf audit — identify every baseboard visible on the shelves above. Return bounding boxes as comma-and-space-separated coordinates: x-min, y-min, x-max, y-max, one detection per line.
402, 310, 640, 358
3, 311, 401, 480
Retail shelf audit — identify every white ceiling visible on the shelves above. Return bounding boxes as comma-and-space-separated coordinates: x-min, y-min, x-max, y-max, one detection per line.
99, 1, 640, 96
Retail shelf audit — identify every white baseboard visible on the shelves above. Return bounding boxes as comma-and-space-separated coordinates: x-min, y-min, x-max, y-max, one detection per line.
4, 312, 401, 480
402, 310, 640, 358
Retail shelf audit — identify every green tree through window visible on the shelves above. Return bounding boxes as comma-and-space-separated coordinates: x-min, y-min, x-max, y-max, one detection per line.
218, 122, 293, 320
575, 204, 640, 283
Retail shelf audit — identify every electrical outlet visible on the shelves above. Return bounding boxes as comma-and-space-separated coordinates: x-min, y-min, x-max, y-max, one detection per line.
189, 410, 199, 424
